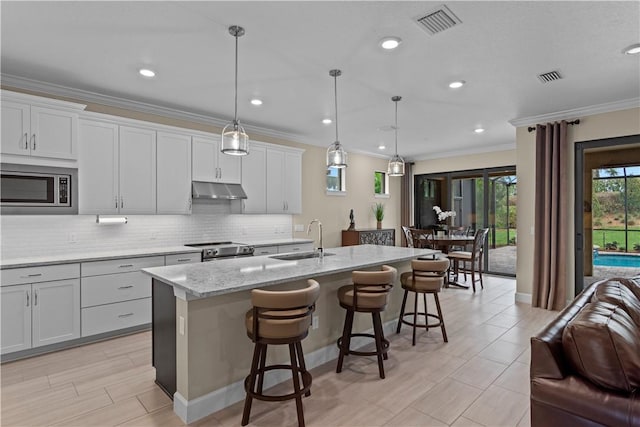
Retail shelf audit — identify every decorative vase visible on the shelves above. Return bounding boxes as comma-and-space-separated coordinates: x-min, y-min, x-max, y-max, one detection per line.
376, 221, 382, 229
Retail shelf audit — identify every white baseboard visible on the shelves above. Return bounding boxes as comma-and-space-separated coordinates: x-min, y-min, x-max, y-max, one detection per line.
515, 292, 532, 304
173, 319, 397, 423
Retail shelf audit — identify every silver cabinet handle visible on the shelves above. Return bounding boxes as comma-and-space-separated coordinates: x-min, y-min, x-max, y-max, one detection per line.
34, 290, 38, 306
118, 264, 134, 268
115, 196, 118, 209
219, 167, 222, 179
21, 273, 42, 278
26, 291, 30, 307
24, 132, 28, 149
32, 134, 36, 150
292, 247, 300, 251
120, 196, 123, 208
188, 198, 192, 210
118, 313, 134, 318
177, 258, 191, 262
118, 285, 134, 290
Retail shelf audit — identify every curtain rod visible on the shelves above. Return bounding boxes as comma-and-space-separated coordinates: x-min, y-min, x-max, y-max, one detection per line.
528, 119, 580, 132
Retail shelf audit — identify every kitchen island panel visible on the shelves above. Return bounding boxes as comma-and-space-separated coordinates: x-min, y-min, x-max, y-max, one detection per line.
172, 263, 411, 403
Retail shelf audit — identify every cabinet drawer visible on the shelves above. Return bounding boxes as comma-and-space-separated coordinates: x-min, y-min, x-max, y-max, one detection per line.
2, 263, 80, 286
165, 253, 201, 265
81, 298, 151, 337
279, 243, 313, 254
81, 256, 164, 277
81, 271, 151, 308
254, 246, 278, 256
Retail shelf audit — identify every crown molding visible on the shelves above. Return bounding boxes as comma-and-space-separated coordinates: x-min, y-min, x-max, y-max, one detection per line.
411, 142, 516, 162
1, 74, 308, 143
509, 98, 640, 127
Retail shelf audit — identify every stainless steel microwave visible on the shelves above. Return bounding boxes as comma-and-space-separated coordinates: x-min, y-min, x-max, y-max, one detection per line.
1, 164, 78, 214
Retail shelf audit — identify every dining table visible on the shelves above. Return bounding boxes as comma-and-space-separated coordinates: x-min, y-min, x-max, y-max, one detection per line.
411, 230, 475, 289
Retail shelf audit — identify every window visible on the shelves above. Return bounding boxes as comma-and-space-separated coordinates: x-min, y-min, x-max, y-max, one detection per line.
327, 167, 346, 194
374, 171, 389, 197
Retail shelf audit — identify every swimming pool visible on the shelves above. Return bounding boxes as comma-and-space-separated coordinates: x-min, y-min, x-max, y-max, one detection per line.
593, 253, 640, 268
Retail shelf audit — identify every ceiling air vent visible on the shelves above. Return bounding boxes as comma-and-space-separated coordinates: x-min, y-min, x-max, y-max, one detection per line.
537, 70, 563, 83
414, 5, 462, 35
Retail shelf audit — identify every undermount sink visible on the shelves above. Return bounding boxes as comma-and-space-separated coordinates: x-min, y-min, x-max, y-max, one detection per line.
269, 251, 335, 261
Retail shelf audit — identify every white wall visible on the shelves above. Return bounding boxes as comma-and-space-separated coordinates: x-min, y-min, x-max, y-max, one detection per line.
516, 107, 640, 299
1, 202, 291, 259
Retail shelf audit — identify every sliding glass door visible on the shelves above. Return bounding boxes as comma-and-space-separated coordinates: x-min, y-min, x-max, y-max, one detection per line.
414, 166, 517, 277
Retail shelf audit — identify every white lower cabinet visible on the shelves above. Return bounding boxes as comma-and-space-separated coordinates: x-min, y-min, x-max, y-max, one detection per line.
1, 284, 32, 354
1, 278, 81, 355
32, 279, 81, 348
278, 243, 314, 253
81, 298, 151, 337
80, 255, 164, 337
254, 245, 279, 256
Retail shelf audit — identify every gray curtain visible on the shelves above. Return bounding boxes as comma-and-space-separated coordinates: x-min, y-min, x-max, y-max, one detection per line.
400, 162, 413, 246
532, 121, 568, 310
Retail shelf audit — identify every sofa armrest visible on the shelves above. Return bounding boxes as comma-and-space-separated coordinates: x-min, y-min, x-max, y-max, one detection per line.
530, 281, 599, 379
531, 375, 639, 427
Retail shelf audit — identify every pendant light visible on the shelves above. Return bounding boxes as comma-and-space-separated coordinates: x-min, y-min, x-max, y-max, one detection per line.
221, 25, 249, 156
387, 95, 405, 176
326, 69, 348, 168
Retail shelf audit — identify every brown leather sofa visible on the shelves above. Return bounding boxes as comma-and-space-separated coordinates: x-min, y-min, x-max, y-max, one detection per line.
530, 276, 640, 427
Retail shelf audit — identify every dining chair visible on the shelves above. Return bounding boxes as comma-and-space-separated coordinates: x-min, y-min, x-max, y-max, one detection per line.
447, 228, 489, 292
410, 228, 435, 250
401, 225, 414, 248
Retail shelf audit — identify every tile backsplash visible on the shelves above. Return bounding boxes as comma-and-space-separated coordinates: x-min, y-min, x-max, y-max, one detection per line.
1, 201, 292, 259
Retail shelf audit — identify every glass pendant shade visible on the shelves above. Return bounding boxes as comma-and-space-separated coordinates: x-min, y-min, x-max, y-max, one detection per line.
387, 95, 405, 176
388, 154, 405, 176
326, 69, 348, 168
327, 141, 348, 168
221, 120, 249, 155
221, 25, 249, 156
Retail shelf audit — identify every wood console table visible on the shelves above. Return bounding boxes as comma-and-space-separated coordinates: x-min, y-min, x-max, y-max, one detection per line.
342, 228, 395, 246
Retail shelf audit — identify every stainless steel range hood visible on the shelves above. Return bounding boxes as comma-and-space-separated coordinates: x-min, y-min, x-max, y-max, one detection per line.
192, 181, 247, 200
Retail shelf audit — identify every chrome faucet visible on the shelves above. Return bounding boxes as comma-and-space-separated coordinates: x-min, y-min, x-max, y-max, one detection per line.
307, 219, 323, 258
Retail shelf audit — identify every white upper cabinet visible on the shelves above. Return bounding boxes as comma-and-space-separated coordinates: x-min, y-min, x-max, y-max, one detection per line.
1, 91, 85, 162
192, 136, 241, 184
79, 119, 119, 214
241, 143, 267, 213
118, 126, 157, 214
266, 147, 303, 214
157, 131, 192, 214
79, 119, 156, 214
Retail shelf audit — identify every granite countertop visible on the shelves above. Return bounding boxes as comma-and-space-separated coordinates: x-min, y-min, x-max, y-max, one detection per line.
0, 246, 202, 269
237, 238, 314, 247
142, 245, 438, 299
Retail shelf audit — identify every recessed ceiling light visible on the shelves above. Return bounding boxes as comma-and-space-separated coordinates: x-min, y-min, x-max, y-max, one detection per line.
449, 80, 465, 89
380, 37, 401, 50
474, 128, 485, 134
250, 98, 263, 106
623, 43, 640, 55
322, 118, 332, 124
139, 68, 156, 78
378, 144, 386, 150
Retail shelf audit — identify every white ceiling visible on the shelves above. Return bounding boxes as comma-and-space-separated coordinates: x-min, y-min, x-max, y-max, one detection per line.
2, 1, 639, 160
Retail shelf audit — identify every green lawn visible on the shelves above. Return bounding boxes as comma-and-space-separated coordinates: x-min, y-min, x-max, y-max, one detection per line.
488, 228, 517, 247
593, 229, 640, 251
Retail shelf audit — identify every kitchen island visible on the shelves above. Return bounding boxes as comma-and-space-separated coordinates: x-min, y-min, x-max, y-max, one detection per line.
142, 244, 437, 423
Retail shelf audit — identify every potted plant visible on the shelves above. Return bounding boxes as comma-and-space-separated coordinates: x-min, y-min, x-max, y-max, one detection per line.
373, 202, 385, 229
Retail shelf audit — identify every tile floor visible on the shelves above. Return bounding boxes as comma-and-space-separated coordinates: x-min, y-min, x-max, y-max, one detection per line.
0, 275, 559, 426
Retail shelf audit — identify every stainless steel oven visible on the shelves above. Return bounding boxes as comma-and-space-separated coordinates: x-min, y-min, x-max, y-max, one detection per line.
1, 163, 78, 214
184, 242, 254, 262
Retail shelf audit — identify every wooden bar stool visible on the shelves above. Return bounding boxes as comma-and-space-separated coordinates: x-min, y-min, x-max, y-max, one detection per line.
396, 258, 450, 345
336, 265, 397, 379
242, 279, 320, 427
